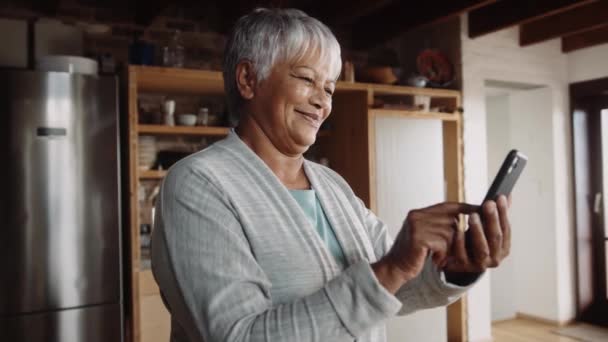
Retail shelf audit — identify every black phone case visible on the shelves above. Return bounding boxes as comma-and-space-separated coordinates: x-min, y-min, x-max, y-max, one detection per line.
483, 149, 527, 203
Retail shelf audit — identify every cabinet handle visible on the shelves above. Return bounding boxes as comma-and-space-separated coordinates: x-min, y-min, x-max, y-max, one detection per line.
593, 192, 602, 214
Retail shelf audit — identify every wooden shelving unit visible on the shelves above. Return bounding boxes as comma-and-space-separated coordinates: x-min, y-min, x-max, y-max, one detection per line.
138, 124, 230, 136
139, 169, 167, 179
125, 65, 465, 342
126, 66, 234, 342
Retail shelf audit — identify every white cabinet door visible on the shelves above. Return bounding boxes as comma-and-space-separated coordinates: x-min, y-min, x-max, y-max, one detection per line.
374, 116, 447, 342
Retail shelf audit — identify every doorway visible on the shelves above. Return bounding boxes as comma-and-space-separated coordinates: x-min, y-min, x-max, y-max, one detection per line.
484, 80, 560, 322
570, 77, 608, 326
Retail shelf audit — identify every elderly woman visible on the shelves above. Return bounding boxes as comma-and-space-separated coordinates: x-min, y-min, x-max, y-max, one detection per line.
151, 7, 512, 342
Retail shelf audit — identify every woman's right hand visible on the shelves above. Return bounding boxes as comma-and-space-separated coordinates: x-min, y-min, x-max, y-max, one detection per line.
372, 202, 479, 293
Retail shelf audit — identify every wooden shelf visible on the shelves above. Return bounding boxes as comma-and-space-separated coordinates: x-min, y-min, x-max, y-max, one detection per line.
139, 169, 167, 179
368, 108, 459, 121
132, 65, 224, 94
131, 65, 459, 99
138, 124, 230, 136
336, 80, 460, 98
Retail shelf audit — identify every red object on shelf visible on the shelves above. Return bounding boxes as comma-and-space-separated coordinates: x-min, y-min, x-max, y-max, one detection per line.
416, 49, 454, 85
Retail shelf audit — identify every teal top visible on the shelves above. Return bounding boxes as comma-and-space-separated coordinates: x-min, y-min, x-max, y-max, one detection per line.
289, 189, 347, 269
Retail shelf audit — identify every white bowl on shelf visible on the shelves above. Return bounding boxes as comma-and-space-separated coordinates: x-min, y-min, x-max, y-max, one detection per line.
176, 114, 197, 126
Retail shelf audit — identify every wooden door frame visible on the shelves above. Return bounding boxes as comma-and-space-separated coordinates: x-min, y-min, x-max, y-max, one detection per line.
570, 76, 608, 326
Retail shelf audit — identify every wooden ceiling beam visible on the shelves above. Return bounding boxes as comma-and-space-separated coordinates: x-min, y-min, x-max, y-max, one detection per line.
352, 0, 496, 50
520, 0, 608, 46
301, 0, 394, 26
562, 24, 608, 52
468, 0, 597, 38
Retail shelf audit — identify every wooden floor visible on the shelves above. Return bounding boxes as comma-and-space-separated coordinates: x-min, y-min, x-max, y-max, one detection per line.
492, 319, 579, 342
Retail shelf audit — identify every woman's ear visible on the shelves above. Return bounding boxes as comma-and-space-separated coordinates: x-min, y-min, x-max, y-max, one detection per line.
235, 60, 256, 100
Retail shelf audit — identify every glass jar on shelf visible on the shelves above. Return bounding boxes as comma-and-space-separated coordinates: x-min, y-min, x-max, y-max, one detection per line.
197, 107, 209, 126
161, 30, 185, 68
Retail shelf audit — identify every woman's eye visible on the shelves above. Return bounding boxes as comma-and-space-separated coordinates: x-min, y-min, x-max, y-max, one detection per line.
325, 89, 334, 96
300, 76, 314, 84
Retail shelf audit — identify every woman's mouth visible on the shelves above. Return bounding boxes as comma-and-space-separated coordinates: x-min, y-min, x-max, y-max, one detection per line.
295, 110, 321, 128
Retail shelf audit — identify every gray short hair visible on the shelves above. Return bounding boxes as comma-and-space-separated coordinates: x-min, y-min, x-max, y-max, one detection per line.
222, 8, 342, 117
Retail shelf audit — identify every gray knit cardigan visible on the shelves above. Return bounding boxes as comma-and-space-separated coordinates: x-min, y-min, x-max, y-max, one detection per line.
151, 131, 473, 342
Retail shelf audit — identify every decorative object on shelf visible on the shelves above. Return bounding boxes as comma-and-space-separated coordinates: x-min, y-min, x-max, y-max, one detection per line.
176, 113, 197, 126
161, 30, 185, 68
129, 36, 155, 66
341, 60, 355, 82
413, 95, 431, 112
138, 136, 157, 171
405, 74, 428, 88
359, 47, 402, 85
197, 107, 209, 126
416, 49, 454, 88
162, 98, 176, 126
355, 66, 398, 84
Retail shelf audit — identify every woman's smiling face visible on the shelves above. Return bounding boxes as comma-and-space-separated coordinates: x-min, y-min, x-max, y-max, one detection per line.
247, 53, 339, 155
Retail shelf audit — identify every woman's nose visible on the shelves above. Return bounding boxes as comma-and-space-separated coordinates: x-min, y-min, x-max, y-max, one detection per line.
310, 87, 331, 111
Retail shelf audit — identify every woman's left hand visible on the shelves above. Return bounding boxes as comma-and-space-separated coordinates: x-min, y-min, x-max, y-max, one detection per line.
443, 194, 512, 277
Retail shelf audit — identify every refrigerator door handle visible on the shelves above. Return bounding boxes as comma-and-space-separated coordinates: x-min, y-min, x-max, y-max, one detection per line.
593, 192, 602, 215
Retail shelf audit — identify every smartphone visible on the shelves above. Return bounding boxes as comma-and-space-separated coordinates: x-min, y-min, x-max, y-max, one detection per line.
483, 149, 527, 203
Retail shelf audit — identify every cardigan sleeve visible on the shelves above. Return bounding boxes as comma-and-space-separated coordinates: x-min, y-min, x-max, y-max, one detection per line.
150, 165, 402, 342
355, 197, 478, 316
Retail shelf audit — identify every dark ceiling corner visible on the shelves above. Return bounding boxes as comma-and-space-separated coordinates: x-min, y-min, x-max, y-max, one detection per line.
352, 0, 496, 50
468, 0, 596, 39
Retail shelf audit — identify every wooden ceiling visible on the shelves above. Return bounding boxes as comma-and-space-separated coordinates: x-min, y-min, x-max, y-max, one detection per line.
24, 0, 608, 52
468, 0, 608, 52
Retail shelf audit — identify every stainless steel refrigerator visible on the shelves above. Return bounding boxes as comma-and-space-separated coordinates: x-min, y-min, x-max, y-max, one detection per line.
0, 70, 123, 341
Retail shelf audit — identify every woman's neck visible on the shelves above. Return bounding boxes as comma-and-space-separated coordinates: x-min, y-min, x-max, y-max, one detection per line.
235, 115, 311, 190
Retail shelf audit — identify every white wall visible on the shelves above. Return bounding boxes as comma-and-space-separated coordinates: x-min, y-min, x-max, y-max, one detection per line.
509, 87, 560, 320
567, 43, 608, 83
374, 116, 447, 342
486, 87, 564, 323
461, 15, 576, 340
486, 94, 517, 322
485, 94, 511, 178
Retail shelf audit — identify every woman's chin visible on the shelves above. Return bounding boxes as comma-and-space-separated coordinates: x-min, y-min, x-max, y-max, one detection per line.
291, 130, 317, 151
